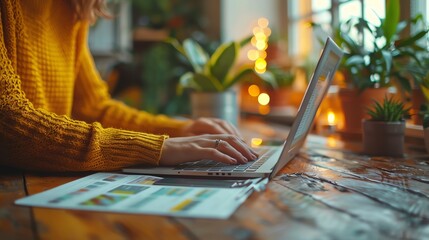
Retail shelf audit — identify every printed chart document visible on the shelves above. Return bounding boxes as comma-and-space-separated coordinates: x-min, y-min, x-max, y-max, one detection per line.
15, 173, 267, 219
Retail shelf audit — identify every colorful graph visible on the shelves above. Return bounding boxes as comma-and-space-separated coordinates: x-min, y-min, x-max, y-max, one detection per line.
80, 194, 127, 206
109, 185, 148, 195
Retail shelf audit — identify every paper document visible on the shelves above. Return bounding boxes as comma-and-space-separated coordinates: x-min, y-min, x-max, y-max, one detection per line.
15, 173, 267, 219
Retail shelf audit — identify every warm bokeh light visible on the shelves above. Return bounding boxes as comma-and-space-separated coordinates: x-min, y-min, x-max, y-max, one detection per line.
247, 49, 259, 61
252, 27, 263, 35
248, 84, 260, 97
255, 32, 267, 41
251, 138, 263, 147
255, 58, 267, 69
251, 36, 257, 46
258, 105, 270, 115
327, 111, 336, 125
256, 41, 267, 50
255, 67, 266, 74
326, 136, 338, 148
263, 28, 272, 36
258, 93, 270, 105
247, 17, 271, 73
258, 18, 269, 28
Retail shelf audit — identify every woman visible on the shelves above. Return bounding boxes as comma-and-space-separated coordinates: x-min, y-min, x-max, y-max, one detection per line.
0, 0, 257, 171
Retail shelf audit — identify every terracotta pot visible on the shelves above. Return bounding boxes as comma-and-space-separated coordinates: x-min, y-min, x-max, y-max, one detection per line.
425, 128, 429, 153
269, 88, 292, 107
338, 88, 392, 136
269, 88, 304, 109
362, 120, 405, 157
411, 88, 425, 125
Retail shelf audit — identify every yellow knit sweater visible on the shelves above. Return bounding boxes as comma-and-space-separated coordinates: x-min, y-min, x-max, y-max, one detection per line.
0, 0, 188, 171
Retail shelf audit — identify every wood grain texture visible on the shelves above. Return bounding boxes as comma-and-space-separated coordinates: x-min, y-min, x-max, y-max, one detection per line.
2, 121, 429, 239
0, 169, 34, 240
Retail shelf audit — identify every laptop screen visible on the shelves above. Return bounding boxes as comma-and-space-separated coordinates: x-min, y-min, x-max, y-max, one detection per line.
291, 52, 341, 146
269, 37, 343, 179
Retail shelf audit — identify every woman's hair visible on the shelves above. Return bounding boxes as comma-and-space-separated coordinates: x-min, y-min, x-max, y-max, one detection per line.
70, 0, 111, 23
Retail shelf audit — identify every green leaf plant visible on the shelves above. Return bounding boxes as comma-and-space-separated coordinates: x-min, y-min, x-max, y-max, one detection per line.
367, 96, 411, 122
312, 0, 429, 93
263, 65, 296, 89
167, 36, 273, 94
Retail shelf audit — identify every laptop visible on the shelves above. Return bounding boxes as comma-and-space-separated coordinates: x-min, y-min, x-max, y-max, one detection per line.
123, 37, 343, 179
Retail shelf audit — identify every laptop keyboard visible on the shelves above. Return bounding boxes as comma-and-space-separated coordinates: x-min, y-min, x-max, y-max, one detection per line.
173, 148, 274, 172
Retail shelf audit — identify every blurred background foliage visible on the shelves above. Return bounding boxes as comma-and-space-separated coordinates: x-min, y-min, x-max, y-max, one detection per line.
106, 0, 220, 115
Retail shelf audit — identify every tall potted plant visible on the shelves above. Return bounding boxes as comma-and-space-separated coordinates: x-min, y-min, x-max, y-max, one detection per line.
362, 96, 410, 157
168, 36, 269, 125
313, 0, 428, 137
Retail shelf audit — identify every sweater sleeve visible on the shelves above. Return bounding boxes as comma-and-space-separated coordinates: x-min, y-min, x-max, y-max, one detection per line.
0, 16, 166, 172
71, 22, 189, 137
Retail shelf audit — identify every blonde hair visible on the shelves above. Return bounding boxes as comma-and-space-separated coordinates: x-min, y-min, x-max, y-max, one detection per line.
70, 0, 111, 23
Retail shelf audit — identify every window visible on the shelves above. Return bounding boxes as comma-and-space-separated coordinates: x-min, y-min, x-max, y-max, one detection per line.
287, 0, 386, 62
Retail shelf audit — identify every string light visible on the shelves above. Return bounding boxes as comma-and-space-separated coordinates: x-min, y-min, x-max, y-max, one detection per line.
248, 17, 271, 74
245, 17, 272, 113
258, 93, 270, 106
248, 84, 260, 97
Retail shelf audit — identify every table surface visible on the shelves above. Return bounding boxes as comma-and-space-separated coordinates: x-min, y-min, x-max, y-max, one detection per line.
2, 120, 429, 240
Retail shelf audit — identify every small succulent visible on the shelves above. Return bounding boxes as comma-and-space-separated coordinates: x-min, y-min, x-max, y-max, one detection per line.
367, 96, 411, 122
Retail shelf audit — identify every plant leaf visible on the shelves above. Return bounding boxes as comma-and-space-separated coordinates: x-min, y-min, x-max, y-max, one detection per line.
223, 68, 254, 90
257, 70, 278, 88
177, 72, 200, 95
183, 39, 209, 73
193, 73, 223, 92
381, 49, 393, 75
239, 35, 252, 48
209, 41, 238, 85
395, 30, 429, 48
383, 0, 400, 45
165, 37, 187, 57
344, 55, 365, 66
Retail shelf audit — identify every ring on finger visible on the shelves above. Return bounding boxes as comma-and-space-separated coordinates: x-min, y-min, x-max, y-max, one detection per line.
214, 139, 221, 149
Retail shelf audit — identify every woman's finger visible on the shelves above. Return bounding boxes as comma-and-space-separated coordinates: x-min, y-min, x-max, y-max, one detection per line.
220, 136, 259, 160
159, 135, 257, 166
212, 139, 247, 164
212, 118, 241, 136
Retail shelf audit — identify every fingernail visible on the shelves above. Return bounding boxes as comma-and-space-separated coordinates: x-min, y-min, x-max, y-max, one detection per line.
230, 158, 237, 164
252, 154, 258, 160
242, 156, 248, 162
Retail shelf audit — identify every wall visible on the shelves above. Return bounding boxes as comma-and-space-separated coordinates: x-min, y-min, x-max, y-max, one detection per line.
221, 0, 280, 42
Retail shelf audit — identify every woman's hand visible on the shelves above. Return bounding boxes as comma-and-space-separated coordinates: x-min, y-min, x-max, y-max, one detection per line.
159, 134, 258, 166
179, 117, 241, 137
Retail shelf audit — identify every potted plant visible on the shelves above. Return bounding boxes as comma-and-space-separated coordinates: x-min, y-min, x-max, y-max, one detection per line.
264, 65, 297, 108
362, 96, 410, 157
399, 55, 429, 124
167, 36, 258, 125
312, 0, 429, 136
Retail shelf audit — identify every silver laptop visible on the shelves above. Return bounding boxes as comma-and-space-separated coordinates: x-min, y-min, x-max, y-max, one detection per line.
123, 37, 343, 179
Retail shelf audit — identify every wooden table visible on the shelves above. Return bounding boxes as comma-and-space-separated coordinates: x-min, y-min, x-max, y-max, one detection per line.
2, 120, 429, 240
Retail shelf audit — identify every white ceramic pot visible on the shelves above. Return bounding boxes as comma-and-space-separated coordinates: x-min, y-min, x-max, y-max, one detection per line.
190, 90, 239, 126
